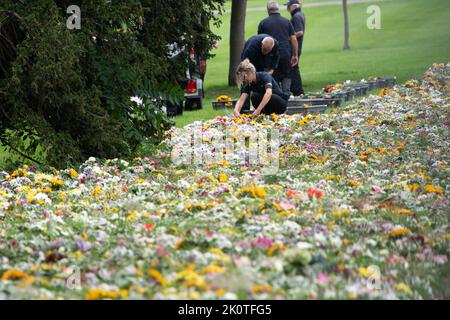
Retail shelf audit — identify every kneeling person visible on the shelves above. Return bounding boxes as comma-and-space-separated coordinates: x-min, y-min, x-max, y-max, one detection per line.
234, 59, 288, 118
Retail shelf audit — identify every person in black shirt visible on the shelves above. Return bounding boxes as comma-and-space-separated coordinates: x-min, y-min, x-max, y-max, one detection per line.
241, 34, 280, 75
286, 0, 305, 96
233, 59, 288, 118
258, 1, 298, 93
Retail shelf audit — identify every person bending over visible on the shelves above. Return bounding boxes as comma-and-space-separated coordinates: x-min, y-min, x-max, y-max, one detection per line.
241, 34, 280, 75
233, 59, 288, 118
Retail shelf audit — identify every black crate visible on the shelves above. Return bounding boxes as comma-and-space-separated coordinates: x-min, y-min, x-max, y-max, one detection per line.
382, 76, 397, 87
331, 92, 346, 100
286, 105, 328, 115
367, 80, 377, 90
289, 98, 342, 108
166, 102, 183, 118
288, 98, 329, 106
376, 79, 388, 88
344, 89, 355, 101
212, 100, 237, 110
325, 98, 343, 107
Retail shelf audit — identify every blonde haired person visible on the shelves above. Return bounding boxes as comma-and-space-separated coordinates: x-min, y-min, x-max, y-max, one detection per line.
233, 59, 288, 118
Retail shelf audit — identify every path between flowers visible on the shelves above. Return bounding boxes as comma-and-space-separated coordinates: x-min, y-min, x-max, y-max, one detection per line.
0, 63, 448, 299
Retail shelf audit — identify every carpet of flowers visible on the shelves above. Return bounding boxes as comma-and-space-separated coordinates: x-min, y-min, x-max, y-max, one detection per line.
0, 64, 449, 299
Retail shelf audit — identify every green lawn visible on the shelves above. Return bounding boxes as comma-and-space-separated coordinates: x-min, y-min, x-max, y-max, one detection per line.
175, 0, 450, 127
223, 0, 336, 10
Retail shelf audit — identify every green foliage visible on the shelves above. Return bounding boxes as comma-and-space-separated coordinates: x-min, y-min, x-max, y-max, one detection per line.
0, 0, 224, 168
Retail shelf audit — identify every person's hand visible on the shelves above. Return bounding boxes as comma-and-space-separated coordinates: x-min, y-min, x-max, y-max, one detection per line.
233, 109, 241, 118
267, 69, 274, 75
291, 55, 298, 67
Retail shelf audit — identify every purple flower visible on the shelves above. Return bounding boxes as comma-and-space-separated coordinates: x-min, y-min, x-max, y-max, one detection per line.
76, 239, 92, 253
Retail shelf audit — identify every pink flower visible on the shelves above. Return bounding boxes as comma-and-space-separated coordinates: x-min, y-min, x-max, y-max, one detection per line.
252, 237, 273, 249
371, 185, 384, 193
280, 198, 295, 210
317, 272, 330, 285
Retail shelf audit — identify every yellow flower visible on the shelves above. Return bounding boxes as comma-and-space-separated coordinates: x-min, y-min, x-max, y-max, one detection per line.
1, 269, 34, 288
255, 186, 267, 198
424, 184, 443, 194
395, 208, 414, 215
86, 288, 128, 300
175, 239, 185, 250
201, 265, 227, 275
183, 279, 206, 288
69, 169, 79, 178
215, 289, 226, 296
408, 183, 419, 192
50, 178, 64, 187
218, 173, 228, 183
148, 269, 168, 287
267, 243, 284, 256
358, 267, 378, 278
136, 178, 145, 184
348, 179, 362, 187
347, 292, 358, 299
389, 228, 410, 238
379, 88, 391, 97
240, 185, 267, 199
2, 269, 30, 281
252, 284, 273, 294
393, 283, 412, 294
91, 187, 102, 197
271, 113, 279, 123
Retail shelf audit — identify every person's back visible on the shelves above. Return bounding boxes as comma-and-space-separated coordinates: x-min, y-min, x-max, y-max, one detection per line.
258, 13, 294, 51
241, 34, 279, 72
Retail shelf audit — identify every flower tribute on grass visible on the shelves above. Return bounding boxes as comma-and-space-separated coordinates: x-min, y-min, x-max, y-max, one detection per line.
0, 64, 449, 299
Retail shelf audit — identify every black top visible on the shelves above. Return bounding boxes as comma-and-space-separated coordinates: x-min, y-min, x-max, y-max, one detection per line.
291, 8, 306, 56
241, 34, 280, 71
241, 72, 289, 101
258, 13, 295, 53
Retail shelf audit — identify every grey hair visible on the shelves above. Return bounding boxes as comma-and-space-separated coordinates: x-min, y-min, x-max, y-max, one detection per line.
267, 1, 280, 13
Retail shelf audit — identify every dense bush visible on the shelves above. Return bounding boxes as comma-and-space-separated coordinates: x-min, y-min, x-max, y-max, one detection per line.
0, 0, 224, 168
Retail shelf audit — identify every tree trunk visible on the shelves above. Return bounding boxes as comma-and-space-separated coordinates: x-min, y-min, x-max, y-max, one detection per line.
343, 0, 350, 50
228, 0, 247, 86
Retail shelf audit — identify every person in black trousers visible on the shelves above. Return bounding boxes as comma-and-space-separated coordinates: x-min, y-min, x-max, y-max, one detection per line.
233, 59, 288, 118
286, 0, 305, 96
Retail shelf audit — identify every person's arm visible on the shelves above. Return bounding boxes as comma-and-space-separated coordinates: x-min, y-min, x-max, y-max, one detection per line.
292, 14, 305, 38
234, 93, 249, 118
253, 88, 272, 117
290, 35, 298, 66
288, 22, 298, 66
272, 46, 280, 70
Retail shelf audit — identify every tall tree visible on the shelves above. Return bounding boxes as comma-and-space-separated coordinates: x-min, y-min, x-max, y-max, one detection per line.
342, 0, 350, 50
228, 0, 247, 86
